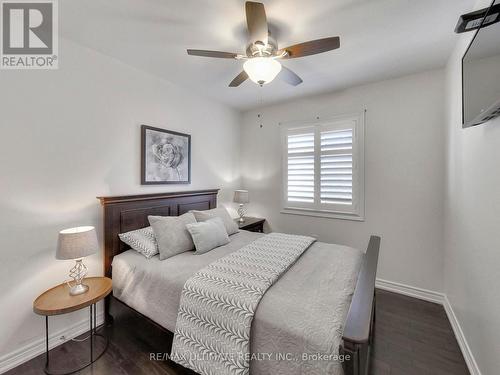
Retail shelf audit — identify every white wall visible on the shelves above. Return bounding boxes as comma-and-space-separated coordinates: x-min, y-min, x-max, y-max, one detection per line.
0, 37, 241, 369
240, 69, 446, 292
444, 0, 500, 373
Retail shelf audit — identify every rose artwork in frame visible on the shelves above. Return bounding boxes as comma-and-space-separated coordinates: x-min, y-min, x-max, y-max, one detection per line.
141, 125, 191, 184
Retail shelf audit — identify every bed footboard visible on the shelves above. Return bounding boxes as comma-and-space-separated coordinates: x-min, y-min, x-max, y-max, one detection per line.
340, 235, 380, 375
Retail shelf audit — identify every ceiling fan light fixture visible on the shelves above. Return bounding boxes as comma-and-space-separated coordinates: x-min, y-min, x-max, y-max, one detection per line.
243, 57, 282, 85
186, 2, 340, 88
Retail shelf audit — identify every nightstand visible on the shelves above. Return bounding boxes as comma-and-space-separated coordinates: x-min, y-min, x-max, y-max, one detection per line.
235, 217, 266, 233
33, 277, 112, 374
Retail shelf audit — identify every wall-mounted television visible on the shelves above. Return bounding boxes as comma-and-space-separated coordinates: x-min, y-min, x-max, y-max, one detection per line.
462, 0, 500, 128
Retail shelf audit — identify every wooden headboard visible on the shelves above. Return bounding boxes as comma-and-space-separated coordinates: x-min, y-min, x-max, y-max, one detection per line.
97, 189, 219, 277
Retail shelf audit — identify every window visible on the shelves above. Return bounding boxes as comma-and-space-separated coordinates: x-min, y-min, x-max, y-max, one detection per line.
281, 112, 365, 221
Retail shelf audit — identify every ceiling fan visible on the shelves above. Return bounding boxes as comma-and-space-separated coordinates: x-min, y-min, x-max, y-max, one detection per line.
186, 1, 340, 87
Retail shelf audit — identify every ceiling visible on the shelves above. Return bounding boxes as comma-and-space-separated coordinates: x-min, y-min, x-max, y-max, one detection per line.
60, 0, 475, 111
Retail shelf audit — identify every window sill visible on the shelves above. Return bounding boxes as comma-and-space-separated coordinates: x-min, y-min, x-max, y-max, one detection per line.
281, 208, 365, 222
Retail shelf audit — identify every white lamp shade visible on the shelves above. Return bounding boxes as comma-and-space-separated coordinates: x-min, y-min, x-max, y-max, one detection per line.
56, 226, 98, 260
234, 190, 249, 204
243, 57, 282, 85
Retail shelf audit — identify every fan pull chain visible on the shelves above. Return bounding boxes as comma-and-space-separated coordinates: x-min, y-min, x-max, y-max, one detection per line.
258, 86, 264, 128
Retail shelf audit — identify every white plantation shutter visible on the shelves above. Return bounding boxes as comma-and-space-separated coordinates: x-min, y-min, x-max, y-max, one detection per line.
282, 113, 365, 220
286, 129, 315, 204
320, 127, 353, 206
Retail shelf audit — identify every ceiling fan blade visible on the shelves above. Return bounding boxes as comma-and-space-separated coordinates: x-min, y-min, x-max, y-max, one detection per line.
229, 71, 249, 87
245, 2, 268, 46
187, 49, 239, 59
279, 66, 303, 86
279, 37, 340, 59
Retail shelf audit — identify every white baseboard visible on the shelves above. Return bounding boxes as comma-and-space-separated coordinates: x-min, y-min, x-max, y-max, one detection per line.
375, 278, 445, 304
443, 296, 482, 375
0, 312, 104, 374
375, 278, 481, 375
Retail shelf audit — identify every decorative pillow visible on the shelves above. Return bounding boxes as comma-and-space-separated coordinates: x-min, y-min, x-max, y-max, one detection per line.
191, 207, 239, 235
118, 226, 158, 259
148, 212, 197, 260
186, 217, 230, 255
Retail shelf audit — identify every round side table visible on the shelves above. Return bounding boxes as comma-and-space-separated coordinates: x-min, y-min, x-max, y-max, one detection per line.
33, 277, 112, 375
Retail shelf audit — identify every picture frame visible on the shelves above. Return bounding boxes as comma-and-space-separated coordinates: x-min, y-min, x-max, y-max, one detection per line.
141, 125, 191, 185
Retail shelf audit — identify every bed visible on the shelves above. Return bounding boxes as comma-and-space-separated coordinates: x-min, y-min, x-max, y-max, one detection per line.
98, 189, 380, 375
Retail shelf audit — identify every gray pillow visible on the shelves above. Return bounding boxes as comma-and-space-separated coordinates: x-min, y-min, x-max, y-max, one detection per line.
118, 226, 158, 258
186, 217, 230, 254
191, 207, 239, 235
148, 212, 196, 260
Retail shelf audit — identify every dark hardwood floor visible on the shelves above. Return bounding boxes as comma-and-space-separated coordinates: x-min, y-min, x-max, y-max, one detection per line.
370, 290, 469, 375
7, 290, 469, 375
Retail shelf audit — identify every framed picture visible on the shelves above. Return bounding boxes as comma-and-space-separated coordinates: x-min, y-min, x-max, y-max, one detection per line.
141, 125, 191, 184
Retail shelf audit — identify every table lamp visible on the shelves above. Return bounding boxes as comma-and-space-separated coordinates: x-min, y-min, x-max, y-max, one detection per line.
56, 226, 98, 296
233, 190, 249, 223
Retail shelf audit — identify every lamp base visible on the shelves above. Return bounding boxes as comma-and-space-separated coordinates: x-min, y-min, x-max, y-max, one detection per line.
67, 259, 89, 296
237, 203, 246, 223
69, 283, 89, 296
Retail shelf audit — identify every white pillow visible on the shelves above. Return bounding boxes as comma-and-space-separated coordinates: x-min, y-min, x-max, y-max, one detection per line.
118, 226, 158, 258
191, 207, 239, 235
148, 212, 197, 260
186, 217, 230, 254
